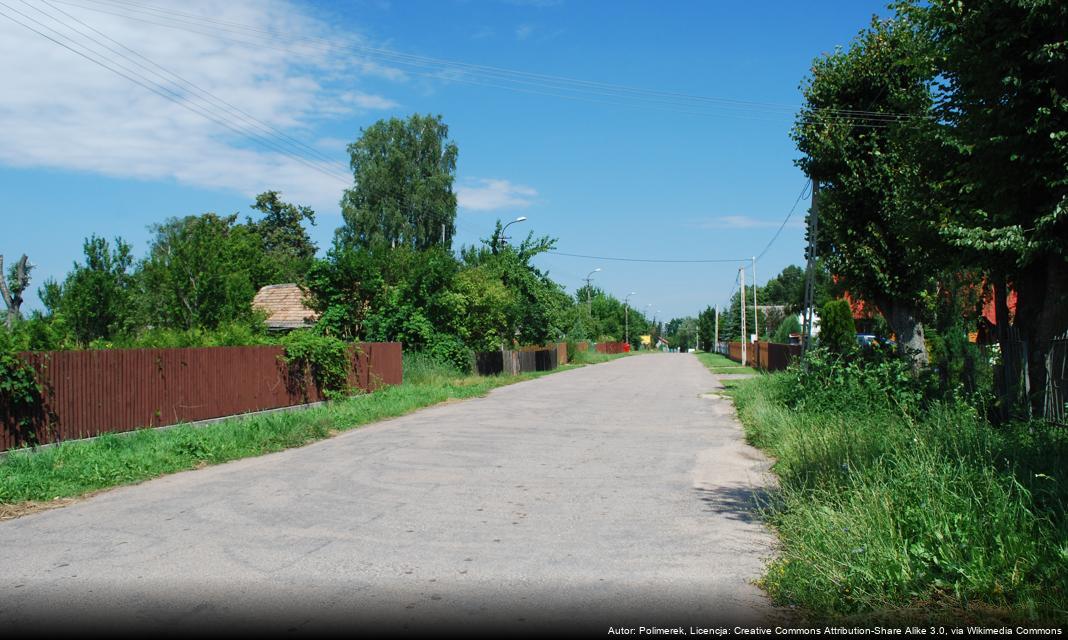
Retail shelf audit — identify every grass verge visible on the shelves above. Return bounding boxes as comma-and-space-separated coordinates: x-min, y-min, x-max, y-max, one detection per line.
728, 368, 1068, 624
0, 351, 629, 514
696, 350, 759, 375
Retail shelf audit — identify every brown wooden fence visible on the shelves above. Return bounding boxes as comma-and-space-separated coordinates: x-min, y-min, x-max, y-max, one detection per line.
725, 341, 800, 372
595, 341, 629, 354
1, 343, 402, 452
474, 346, 559, 376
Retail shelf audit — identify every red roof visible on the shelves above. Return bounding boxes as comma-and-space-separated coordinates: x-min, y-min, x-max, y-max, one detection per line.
982, 288, 1017, 325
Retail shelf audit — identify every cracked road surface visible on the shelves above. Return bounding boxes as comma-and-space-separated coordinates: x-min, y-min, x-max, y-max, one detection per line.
0, 353, 779, 634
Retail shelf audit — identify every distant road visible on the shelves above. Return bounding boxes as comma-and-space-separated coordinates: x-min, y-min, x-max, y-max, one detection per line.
0, 353, 779, 634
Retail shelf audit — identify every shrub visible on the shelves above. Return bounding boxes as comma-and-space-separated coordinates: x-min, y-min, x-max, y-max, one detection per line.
819, 298, 856, 355
426, 332, 472, 374
280, 330, 353, 400
772, 314, 801, 344
730, 351, 1068, 620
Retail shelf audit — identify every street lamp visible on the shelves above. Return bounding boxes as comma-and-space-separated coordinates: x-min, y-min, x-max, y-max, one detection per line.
497, 216, 527, 248
624, 292, 636, 347
584, 268, 602, 315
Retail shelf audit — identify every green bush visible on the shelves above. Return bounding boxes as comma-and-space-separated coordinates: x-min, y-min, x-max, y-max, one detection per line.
402, 351, 466, 386
730, 352, 1068, 621
280, 330, 353, 400
425, 333, 473, 374
819, 298, 856, 355
772, 314, 801, 344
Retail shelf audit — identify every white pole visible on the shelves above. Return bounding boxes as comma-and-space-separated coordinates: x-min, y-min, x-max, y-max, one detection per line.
752, 256, 759, 343
740, 267, 747, 367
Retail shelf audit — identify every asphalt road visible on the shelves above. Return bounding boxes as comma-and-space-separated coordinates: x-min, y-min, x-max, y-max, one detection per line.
0, 353, 780, 634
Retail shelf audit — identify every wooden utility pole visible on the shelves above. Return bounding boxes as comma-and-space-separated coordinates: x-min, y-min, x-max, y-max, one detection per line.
740, 266, 747, 367
802, 179, 820, 362
752, 256, 759, 343
714, 305, 719, 351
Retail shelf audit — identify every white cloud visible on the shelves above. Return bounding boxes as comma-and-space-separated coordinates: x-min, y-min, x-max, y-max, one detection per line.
693, 215, 804, 229
456, 178, 538, 211
0, 0, 401, 212
339, 90, 400, 111
515, 24, 535, 40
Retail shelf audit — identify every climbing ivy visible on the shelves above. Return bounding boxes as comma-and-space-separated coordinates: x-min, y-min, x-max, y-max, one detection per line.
0, 350, 47, 444
280, 330, 354, 400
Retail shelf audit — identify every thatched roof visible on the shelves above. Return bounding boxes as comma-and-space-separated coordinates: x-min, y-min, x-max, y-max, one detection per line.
252, 283, 318, 330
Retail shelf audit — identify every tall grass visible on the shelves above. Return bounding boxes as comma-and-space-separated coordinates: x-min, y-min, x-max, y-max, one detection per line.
730, 355, 1068, 622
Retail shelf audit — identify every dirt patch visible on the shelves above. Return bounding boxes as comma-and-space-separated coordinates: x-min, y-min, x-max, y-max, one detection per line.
0, 496, 83, 522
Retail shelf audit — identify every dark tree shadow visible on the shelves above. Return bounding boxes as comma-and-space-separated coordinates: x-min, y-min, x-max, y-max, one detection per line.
693, 484, 780, 524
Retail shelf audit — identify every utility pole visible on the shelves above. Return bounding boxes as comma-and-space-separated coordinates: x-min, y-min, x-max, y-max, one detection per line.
740, 266, 747, 367
714, 305, 719, 352
624, 292, 636, 348
752, 255, 759, 343
584, 268, 602, 317
802, 178, 820, 362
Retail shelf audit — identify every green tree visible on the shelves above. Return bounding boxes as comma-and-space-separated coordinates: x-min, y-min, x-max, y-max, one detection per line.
461, 224, 570, 347
697, 306, 715, 351
138, 214, 262, 330
772, 314, 802, 344
337, 114, 459, 251
43, 236, 134, 345
819, 299, 857, 355
912, 0, 1068, 410
793, 16, 943, 366
246, 191, 317, 285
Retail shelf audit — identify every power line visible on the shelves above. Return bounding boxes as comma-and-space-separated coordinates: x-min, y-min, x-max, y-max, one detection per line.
546, 251, 751, 264
755, 180, 810, 262
36, 0, 343, 169
48, 0, 921, 128
0, 1, 351, 185
80, 0, 919, 120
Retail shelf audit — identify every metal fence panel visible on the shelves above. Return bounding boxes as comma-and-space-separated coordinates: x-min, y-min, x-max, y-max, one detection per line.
2, 343, 402, 452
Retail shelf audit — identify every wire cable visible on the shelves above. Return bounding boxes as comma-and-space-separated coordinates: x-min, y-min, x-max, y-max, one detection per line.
754, 180, 810, 262
48, 0, 921, 128
0, 1, 351, 184
37, 0, 344, 168
546, 251, 752, 264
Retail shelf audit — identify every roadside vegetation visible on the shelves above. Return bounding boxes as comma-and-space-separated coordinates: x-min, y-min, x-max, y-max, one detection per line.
696, 351, 758, 376
0, 351, 630, 513
715, 1, 1067, 622
729, 349, 1068, 622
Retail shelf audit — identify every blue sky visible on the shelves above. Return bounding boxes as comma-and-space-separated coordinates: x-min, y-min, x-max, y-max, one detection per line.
0, 0, 890, 321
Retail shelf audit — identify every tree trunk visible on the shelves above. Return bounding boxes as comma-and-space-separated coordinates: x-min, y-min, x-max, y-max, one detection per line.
0, 254, 29, 329
992, 274, 1015, 421
1026, 255, 1068, 416
887, 299, 928, 368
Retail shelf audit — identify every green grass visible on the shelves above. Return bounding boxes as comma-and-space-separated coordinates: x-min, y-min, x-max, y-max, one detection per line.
728, 371, 1068, 623
695, 350, 759, 375
0, 353, 616, 506
569, 349, 634, 365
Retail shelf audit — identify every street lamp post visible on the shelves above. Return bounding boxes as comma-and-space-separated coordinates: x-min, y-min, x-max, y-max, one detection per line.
495, 217, 527, 352
584, 268, 602, 316
624, 292, 636, 347
497, 216, 527, 249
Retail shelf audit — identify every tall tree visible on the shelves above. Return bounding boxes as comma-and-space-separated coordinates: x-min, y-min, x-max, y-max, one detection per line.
0, 254, 31, 329
43, 236, 134, 345
792, 15, 943, 366
337, 114, 459, 251
913, 0, 1068, 411
138, 214, 262, 330
246, 191, 317, 285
